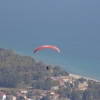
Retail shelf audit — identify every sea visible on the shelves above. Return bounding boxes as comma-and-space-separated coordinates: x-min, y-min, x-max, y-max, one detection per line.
0, 0, 100, 80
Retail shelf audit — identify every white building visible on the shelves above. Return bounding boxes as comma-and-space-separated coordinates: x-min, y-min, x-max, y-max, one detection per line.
0, 92, 6, 100
20, 89, 28, 94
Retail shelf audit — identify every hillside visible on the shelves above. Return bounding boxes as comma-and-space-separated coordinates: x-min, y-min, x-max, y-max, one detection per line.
0, 48, 68, 88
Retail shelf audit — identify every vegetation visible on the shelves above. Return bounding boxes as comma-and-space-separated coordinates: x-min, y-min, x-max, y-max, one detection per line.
0, 48, 100, 100
0, 48, 68, 88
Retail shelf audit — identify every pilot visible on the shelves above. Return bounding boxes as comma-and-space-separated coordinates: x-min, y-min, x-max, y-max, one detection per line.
46, 66, 49, 70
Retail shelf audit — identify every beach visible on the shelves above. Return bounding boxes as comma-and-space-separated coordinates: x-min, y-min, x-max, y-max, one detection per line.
69, 73, 100, 82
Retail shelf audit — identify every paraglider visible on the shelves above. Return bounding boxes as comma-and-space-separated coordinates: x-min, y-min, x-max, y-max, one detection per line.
34, 45, 60, 71
34, 45, 60, 53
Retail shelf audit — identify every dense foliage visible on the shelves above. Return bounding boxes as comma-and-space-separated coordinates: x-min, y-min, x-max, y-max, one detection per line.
0, 48, 68, 88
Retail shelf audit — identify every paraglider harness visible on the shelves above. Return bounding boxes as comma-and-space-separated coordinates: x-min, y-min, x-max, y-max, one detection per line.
46, 66, 49, 70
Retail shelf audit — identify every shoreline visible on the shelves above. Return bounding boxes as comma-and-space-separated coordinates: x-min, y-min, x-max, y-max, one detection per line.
1, 47, 100, 83
69, 73, 100, 82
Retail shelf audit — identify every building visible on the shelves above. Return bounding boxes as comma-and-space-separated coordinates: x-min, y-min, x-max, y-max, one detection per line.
7, 95, 16, 100
20, 89, 28, 94
0, 92, 6, 100
62, 78, 69, 82
59, 80, 65, 86
51, 86, 59, 90
52, 94, 59, 99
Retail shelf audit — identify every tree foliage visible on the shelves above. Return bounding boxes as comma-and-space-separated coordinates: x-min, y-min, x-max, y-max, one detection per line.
0, 48, 68, 88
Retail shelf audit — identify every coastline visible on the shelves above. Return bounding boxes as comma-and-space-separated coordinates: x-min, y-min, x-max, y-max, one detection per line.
1, 47, 100, 83
69, 73, 100, 83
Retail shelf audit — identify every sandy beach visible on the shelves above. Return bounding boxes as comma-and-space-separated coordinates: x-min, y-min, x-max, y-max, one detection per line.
69, 73, 100, 82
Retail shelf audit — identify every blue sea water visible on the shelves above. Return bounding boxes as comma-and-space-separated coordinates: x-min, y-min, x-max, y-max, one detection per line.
0, 0, 100, 80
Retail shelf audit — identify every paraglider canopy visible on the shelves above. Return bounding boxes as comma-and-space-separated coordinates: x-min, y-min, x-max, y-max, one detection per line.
34, 45, 60, 53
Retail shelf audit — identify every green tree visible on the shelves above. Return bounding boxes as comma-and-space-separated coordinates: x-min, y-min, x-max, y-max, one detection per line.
71, 90, 83, 100
41, 96, 49, 100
